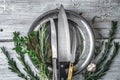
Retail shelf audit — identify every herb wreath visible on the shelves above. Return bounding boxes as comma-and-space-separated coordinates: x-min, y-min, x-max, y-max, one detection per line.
1, 19, 119, 80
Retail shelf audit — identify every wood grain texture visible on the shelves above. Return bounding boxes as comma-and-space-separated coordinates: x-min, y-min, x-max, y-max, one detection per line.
0, 0, 120, 80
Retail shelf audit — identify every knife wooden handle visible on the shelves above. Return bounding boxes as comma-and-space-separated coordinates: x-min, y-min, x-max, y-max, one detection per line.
67, 63, 74, 80
59, 62, 67, 80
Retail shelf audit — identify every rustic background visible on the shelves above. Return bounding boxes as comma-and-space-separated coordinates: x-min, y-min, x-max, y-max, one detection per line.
0, 0, 120, 80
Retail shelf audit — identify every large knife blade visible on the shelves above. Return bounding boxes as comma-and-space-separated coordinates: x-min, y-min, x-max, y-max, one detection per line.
50, 18, 58, 80
58, 5, 71, 80
67, 27, 77, 80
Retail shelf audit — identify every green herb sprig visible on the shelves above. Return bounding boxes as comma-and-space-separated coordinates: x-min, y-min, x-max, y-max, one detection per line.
1, 24, 51, 80
1, 47, 28, 80
12, 24, 50, 80
12, 32, 40, 80
82, 21, 119, 80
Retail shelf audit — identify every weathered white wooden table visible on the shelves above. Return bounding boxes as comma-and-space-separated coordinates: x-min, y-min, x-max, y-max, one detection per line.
0, 0, 120, 80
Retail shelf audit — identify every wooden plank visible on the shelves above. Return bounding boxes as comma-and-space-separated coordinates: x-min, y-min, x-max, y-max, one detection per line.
0, 0, 119, 21
0, 0, 120, 40
0, 0, 120, 39
1, 21, 120, 40
0, 0, 119, 20
0, 0, 120, 80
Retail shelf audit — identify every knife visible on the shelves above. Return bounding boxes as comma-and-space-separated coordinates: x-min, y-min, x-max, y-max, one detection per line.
67, 27, 77, 80
50, 18, 58, 80
58, 5, 71, 80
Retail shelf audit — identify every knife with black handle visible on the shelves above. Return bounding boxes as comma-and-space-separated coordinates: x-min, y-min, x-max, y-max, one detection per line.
58, 5, 71, 80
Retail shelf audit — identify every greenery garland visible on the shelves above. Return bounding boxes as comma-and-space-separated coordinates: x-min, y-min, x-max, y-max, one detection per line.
1, 20, 119, 80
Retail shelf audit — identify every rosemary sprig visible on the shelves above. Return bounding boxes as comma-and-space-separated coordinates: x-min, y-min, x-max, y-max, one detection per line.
1, 47, 28, 80
82, 21, 119, 80
96, 42, 119, 78
96, 21, 117, 69
38, 24, 50, 79
19, 53, 40, 80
